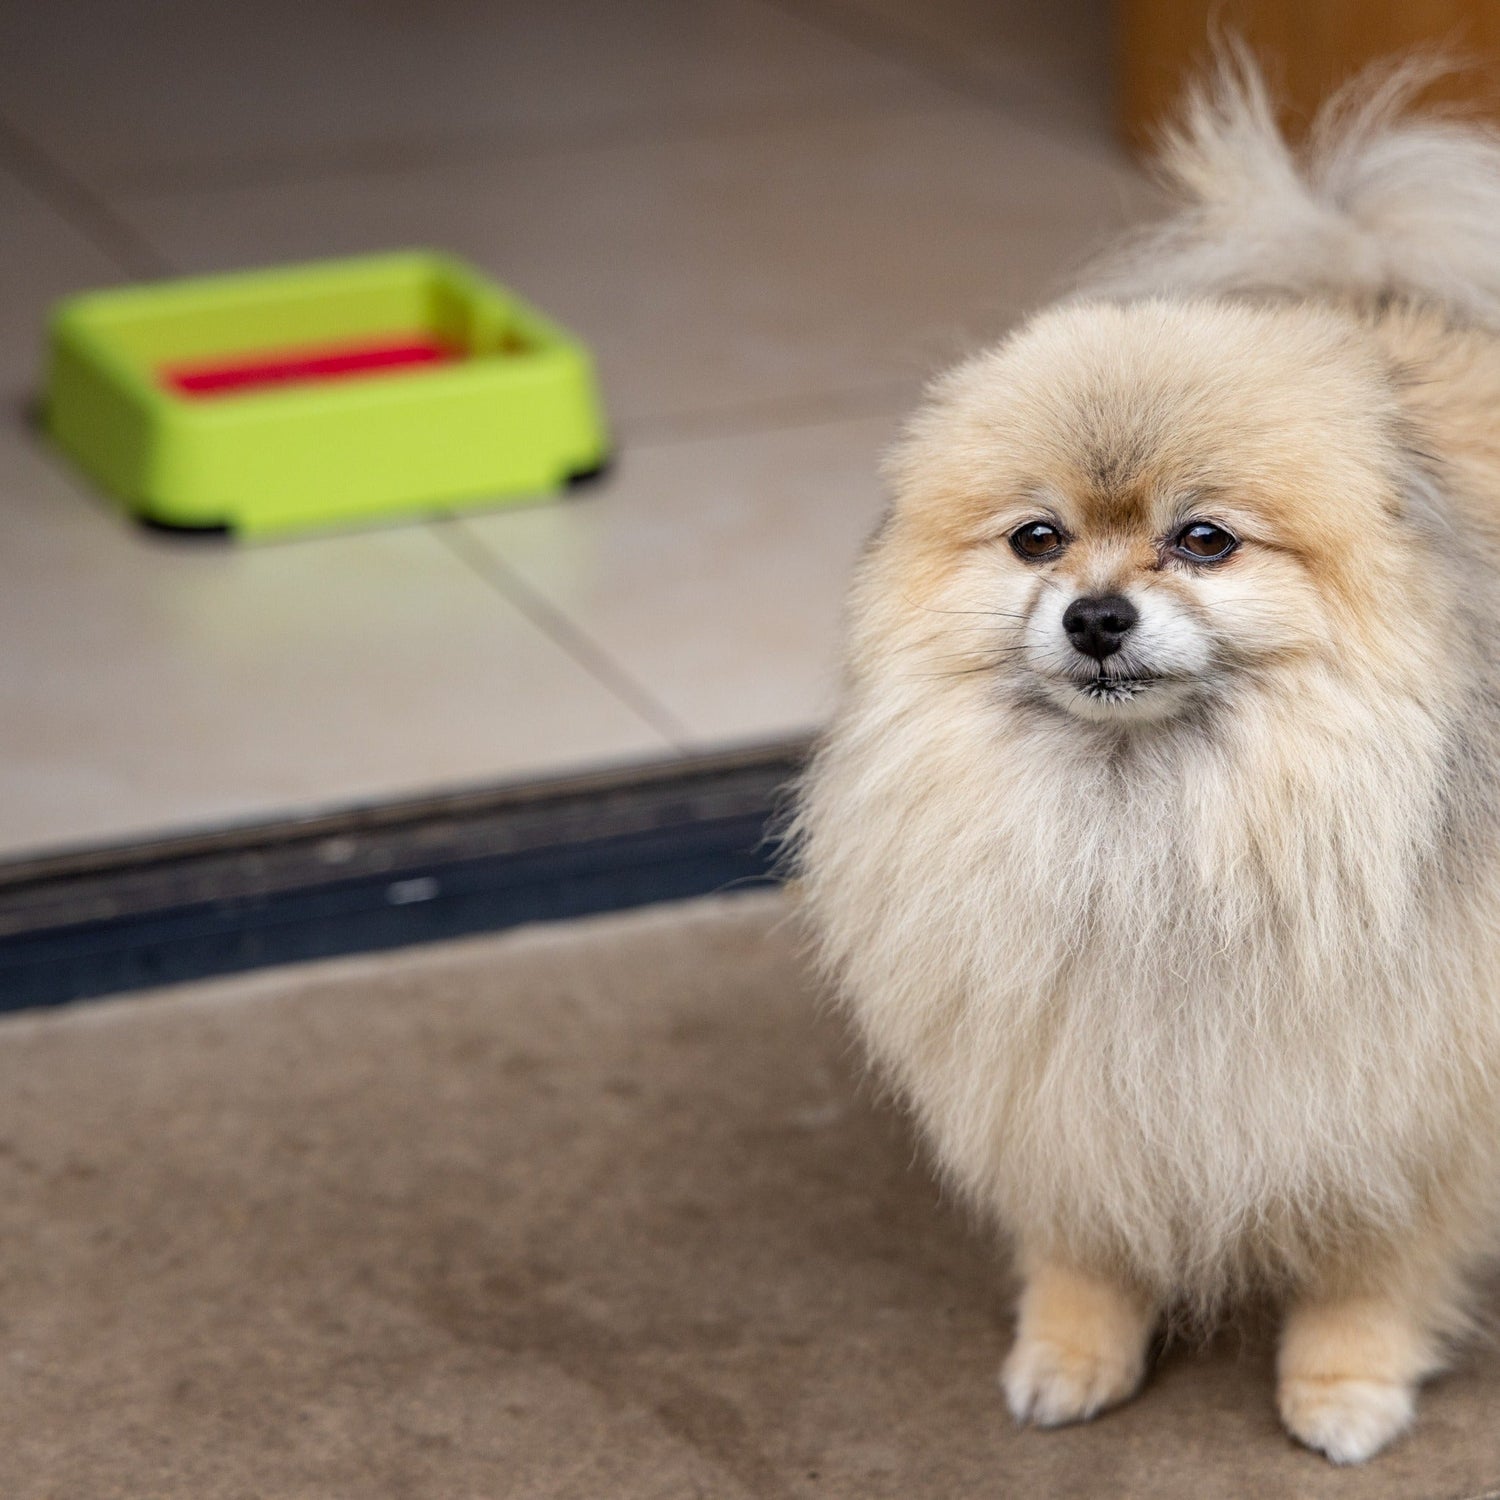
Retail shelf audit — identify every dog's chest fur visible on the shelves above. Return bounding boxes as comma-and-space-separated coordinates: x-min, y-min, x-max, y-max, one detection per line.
799, 675, 1494, 1301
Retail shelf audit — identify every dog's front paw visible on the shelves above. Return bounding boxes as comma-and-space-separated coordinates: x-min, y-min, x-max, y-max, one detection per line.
1002, 1260, 1153, 1426
1002, 1328, 1146, 1425
1277, 1294, 1432, 1463
1277, 1375, 1414, 1464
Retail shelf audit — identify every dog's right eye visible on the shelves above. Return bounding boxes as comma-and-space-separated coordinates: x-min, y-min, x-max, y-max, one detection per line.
1009, 522, 1067, 561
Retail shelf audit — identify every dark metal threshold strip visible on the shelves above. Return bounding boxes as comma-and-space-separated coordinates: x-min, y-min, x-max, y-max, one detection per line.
0, 741, 808, 1012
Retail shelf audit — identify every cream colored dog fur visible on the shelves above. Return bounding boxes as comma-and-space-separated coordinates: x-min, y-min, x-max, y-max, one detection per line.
795, 60, 1500, 1464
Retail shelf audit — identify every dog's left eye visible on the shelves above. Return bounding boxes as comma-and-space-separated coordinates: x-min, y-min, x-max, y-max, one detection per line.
1172, 522, 1238, 562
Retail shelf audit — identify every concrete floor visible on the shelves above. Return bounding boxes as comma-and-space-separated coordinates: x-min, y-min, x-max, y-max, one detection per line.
0, 892, 1494, 1496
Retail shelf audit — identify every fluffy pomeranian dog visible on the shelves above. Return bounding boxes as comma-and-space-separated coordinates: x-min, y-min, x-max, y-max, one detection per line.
795, 58, 1500, 1464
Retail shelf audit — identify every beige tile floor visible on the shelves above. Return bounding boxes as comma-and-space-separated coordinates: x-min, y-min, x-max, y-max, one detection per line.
0, 0, 1140, 860
0, 168, 124, 398
0, 0, 947, 191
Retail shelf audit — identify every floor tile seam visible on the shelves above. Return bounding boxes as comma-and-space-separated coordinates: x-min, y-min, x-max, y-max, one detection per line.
100, 91, 971, 202
760, 0, 1124, 163
431, 520, 694, 750
618, 378, 919, 451
0, 112, 175, 280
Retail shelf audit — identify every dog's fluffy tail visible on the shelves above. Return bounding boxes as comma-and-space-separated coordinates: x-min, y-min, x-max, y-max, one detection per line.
1089, 51, 1500, 326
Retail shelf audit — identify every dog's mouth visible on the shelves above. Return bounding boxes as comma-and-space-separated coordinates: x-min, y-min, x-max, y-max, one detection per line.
1030, 663, 1193, 724
1075, 673, 1161, 704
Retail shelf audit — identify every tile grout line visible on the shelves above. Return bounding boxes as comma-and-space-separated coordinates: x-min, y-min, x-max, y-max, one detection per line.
759, 0, 1122, 161
0, 112, 175, 280
432, 518, 695, 751
106, 92, 965, 201
620, 376, 919, 450
761, 0, 997, 102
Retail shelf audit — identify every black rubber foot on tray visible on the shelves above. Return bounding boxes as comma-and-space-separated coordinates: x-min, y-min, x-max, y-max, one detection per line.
565, 456, 612, 491
138, 516, 233, 539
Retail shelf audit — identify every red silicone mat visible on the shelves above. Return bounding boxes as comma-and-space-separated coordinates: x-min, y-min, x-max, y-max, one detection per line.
163, 336, 461, 397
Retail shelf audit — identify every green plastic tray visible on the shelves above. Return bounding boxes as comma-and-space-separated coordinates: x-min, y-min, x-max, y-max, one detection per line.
44, 252, 609, 538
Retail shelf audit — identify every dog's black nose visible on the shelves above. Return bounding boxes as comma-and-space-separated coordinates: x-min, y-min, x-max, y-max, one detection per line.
1063, 593, 1137, 660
